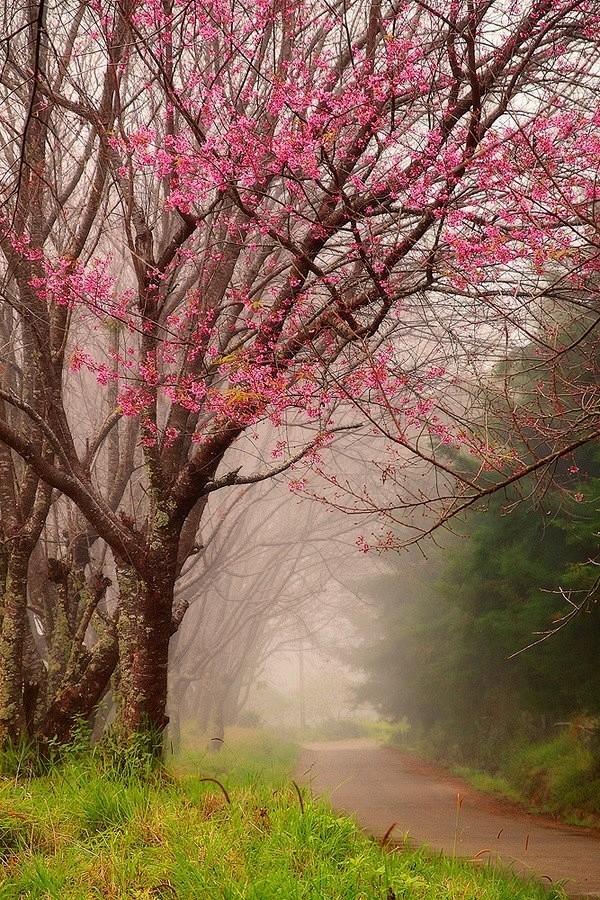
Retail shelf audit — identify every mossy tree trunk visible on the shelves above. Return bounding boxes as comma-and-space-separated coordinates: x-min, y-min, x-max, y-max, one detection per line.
33, 557, 116, 745
0, 548, 30, 744
37, 629, 119, 744
0, 461, 51, 747
115, 550, 178, 755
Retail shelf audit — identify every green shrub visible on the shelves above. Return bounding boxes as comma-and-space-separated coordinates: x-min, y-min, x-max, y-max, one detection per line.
503, 730, 600, 825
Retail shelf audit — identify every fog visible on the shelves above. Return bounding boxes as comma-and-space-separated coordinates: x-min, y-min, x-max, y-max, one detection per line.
165, 466, 389, 745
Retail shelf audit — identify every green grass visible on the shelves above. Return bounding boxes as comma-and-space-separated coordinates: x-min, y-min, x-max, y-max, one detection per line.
450, 768, 523, 805
0, 730, 567, 899
448, 733, 600, 828
505, 732, 600, 827
385, 718, 600, 829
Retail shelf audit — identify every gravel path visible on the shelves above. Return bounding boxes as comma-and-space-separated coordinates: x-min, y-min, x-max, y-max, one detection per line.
296, 740, 600, 898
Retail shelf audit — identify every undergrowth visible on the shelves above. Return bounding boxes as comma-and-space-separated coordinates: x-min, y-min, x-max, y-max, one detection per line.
385, 721, 600, 828
504, 732, 600, 827
0, 728, 567, 898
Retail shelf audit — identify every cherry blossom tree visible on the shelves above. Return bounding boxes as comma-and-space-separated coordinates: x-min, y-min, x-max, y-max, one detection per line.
0, 0, 599, 751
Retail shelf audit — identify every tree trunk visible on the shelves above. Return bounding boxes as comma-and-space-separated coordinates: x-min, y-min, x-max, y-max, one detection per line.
116, 562, 174, 755
22, 626, 45, 737
36, 631, 118, 744
0, 549, 30, 745
207, 678, 231, 752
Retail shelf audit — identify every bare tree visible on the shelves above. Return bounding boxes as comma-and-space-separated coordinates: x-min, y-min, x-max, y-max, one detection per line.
168, 481, 360, 745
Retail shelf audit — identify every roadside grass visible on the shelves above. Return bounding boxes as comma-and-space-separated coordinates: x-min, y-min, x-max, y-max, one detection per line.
0, 729, 567, 899
384, 721, 600, 829
449, 768, 524, 806
451, 734, 600, 829
504, 732, 600, 827
172, 725, 298, 779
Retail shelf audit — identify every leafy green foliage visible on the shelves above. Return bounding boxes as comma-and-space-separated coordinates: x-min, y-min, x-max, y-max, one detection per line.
506, 731, 600, 824
351, 445, 600, 777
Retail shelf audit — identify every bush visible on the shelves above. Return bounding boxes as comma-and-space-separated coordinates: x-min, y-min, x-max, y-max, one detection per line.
506, 731, 600, 825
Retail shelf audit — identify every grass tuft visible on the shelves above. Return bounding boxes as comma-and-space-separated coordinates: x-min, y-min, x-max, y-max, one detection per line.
0, 729, 568, 899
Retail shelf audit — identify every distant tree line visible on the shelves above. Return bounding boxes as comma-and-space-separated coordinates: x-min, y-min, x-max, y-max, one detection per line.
351, 433, 600, 768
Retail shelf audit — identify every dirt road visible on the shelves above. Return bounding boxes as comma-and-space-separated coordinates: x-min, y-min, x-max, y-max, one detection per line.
296, 740, 600, 898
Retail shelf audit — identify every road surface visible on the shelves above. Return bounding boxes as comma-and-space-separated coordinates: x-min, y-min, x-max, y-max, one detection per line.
296, 740, 600, 898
